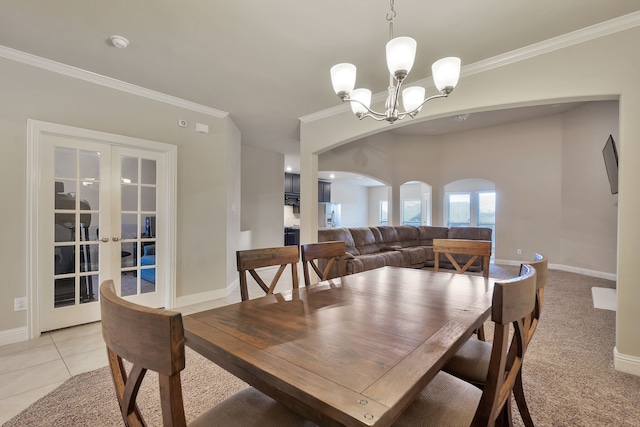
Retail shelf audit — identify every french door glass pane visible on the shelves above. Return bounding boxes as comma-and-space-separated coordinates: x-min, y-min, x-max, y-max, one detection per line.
53, 147, 100, 309
120, 156, 158, 297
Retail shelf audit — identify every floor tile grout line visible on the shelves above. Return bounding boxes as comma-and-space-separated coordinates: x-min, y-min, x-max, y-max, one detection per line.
50, 338, 73, 377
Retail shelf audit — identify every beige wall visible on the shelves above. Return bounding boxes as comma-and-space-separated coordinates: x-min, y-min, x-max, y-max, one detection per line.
302, 27, 640, 373
240, 145, 285, 248
0, 56, 240, 335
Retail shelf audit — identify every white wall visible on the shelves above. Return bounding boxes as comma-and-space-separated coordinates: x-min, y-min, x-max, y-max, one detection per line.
329, 181, 368, 227
240, 145, 285, 248
367, 186, 389, 226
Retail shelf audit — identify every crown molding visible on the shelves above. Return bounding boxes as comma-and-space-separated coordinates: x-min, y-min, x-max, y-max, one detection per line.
0, 44, 229, 118
300, 10, 640, 124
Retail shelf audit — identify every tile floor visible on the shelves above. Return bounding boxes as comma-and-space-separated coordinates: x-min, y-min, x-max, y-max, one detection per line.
0, 279, 271, 424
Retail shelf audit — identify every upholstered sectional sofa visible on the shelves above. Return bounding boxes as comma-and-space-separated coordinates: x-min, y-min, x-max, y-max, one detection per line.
318, 225, 492, 277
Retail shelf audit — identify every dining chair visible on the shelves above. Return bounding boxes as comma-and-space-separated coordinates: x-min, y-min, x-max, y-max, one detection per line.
99, 280, 313, 427
300, 241, 346, 286
433, 238, 492, 279
236, 245, 299, 301
393, 264, 537, 427
442, 254, 548, 427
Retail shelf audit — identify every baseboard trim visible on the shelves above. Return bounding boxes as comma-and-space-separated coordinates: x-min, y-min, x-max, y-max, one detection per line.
0, 326, 28, 346
493, 259, 616, 281
175, 278, 239, 308
614, 347, 640, 377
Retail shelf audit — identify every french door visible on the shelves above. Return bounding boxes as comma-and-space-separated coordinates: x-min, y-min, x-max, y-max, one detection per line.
29, 120, 175, 334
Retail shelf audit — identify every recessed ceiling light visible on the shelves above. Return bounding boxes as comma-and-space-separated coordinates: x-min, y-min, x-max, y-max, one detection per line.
109, 35, 129, 49
330, 174, 335, 179
286, 166, 292, 172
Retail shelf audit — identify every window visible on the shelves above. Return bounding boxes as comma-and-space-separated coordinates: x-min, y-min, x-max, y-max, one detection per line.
402, 199, 421, 226
448, 193, 471, 227
478, 192, 496, 226
379, 201, 388, 225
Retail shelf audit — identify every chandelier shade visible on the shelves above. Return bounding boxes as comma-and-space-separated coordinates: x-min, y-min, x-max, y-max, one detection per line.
432, 57, 462, 94
330, 63, 357, 99
402, 86, 426, 113
386, 37, 417, 80
350, 88, 372, 115
329, 0, 461, 123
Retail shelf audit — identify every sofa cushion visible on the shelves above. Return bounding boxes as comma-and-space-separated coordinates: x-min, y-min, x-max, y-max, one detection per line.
376, 226, 402, 249
417, 226, 450, 246
319, 228, 359, 256
416, 226, 450, 263
349, 227, 381, 255
394, 226, 421, 247
448, 227, 493, 241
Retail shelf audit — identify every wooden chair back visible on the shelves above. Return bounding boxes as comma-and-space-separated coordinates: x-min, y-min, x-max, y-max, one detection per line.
520, 253, 548, 344
472, 264, 537, 426
236, 246, 299, 301
301, 241, 346, 286
100, 280, 188, 427
433, 238, 492, 278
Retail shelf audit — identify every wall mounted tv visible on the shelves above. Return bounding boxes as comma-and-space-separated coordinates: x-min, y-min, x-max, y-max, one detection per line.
602, 134, 619, 195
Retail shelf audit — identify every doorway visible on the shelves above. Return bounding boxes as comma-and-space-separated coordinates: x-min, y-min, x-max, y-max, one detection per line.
27, 120, 177, 336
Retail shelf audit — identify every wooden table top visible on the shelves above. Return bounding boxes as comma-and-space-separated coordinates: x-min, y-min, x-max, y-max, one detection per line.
184, 266, 495, 427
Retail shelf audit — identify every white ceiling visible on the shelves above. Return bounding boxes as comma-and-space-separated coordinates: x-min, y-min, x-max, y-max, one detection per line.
1, 1, 638, 162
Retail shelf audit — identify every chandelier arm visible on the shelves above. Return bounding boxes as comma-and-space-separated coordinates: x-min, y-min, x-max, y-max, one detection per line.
400, 93, 449, 117
356, 113, 391, 121
343, 97, 388, 119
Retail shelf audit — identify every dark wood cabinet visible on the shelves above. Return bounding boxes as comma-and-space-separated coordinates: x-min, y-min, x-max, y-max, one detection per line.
284, 228, 300, 246
284, 173, 300, 195
318, 180, 331, 203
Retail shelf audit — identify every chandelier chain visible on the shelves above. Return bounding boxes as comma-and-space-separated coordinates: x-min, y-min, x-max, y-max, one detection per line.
387, 0, 396, 46
386, 0, 396, 22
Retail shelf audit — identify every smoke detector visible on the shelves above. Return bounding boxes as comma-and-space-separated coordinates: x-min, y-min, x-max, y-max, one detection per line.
109, 35, 129, 49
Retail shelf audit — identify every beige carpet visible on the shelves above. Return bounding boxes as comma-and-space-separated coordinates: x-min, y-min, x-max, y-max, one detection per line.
4, 266, 640, 426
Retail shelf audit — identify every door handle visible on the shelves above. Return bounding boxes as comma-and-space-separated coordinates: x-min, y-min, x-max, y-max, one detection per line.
112, 236, 121, 242
100, 237, 109, 243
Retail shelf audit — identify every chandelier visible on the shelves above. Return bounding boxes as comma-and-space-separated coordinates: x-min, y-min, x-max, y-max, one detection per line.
330, 0, 461, 123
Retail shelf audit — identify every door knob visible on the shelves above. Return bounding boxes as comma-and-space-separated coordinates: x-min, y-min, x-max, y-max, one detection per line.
100, 237, 109, 243
112, 236, 121, 242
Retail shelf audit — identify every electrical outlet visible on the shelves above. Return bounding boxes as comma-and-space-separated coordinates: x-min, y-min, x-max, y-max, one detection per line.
517, 249, 522, 255
177, 119, 188, 128
14, 297, 27, 311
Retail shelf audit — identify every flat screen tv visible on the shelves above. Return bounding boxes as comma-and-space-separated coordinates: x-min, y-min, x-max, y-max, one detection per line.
602, 134, 619, 195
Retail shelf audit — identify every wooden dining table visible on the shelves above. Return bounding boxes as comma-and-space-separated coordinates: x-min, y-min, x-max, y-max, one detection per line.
183, 266, 496, 427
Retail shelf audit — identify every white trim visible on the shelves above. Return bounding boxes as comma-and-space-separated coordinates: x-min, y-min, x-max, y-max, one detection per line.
614, 347, 640, 377
493, 259, 616, 281
176, 278, 240, 308
300, 11, 640, 124
0, 327, 28, 346
0, 45, 229, 119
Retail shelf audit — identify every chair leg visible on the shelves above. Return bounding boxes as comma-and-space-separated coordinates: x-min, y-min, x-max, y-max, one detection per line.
496, 395, 514, 427
513, 369, 535, 427
476, 324, 486, 341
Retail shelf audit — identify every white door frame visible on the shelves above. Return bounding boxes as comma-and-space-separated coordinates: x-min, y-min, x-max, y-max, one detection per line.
26, 119, 177, 339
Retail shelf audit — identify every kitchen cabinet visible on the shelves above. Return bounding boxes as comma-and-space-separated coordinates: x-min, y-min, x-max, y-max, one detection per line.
284, 227, 300, 246
284, 173, 300, 196
318, 180, 331, 203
